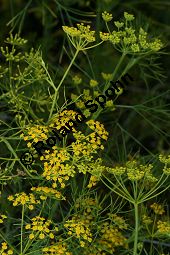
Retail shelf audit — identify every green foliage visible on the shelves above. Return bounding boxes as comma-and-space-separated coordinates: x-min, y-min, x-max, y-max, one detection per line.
0, 1, 170, 255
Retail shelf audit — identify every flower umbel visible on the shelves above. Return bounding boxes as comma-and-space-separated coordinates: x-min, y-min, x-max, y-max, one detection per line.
25, 216, 58, 240
62, 23, 96, 50
8, 192, 40, 210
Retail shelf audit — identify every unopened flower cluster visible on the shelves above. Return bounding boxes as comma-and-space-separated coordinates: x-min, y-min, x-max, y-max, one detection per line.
98, 222, 128, 253
159, 154, 170, 175
157, 220, 170, 235
100, 11, 163, 53
62, 23, 95, 50
150, 203, 165, 215
107, 159, 157, 183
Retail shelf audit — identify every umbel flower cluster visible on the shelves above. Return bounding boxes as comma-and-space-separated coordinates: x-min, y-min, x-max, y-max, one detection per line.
3, 108, 170, 255
62, 12, 163, 53
42, 241, 73, 255
100, 11, 163, 53
63, 197, 128, 253
25, 216, 58, 240
20, 110, 108, 189
106, 159, 158, 182
62, 23, 96, 50
142, 202, 170, 239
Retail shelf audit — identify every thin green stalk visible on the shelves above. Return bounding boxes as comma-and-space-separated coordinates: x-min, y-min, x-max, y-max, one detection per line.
114, 175, 134, 201
23, 232, 39, 254
149, 214, 157, 255
21, 205, 25, 255
101, 174, 134, 203
56, 48, 80, 92
133, 202, 139, 255
138, 174, 167, 203
110, 52, 126, 88
83, 40, 103, 51
105, 22, 111, 34
0, 137, 34, 178
48, 48, 80, 121
142, 182, 170, 203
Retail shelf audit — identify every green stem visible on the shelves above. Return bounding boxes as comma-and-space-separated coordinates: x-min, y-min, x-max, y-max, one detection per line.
101, 174, 134, 203
21, 205, 25, 255
133, 202, 139, 255
1, 137, 34, 178
83, 41, 103, 51
48, 48, 80, 121
110, 52, 126, 84
23, 232, 39, 254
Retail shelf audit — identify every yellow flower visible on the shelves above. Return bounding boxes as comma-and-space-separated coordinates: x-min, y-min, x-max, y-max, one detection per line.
42, 241, 72, 255
27, 142, 32, 148
102, 11, 113, 22
150, 203, 165, 215
142, 215, 153, 225
90, 79, 98, 87
64, 218, 92, 244
109, 32, 121, 44
99, 32, 110, 41
24, 136, 29, 141
31, 186, 65, 200
159, 154, 170, 164
124, 12, 135, 21
28, 204, 34, 210
8, 192, 40, 209
101, 72, 113, 81
2, 242, 7, 250
26, 216, 58, 241
0, 242, 14, 255
72, 75, 82, 85
163, 166, 170, 175
80, 241, 85, 247
8, 250, 14, 254
157, 220, 170, 235
29, 233, 35, 240
131, 43, 140, 52
108, 213, 128, 229
114, 21, 124, 29
21, 125, 49, 149
39, 233, 45, 239
115, 87, 123, 95
87, 175, 99, 188
0, 214, 7, 224
25, 224, 31, 229
62, 23, 96, 50
49, 233, 54, 239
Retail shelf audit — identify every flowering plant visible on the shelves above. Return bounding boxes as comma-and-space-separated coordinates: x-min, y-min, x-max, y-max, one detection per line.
0, 4, 169, 255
